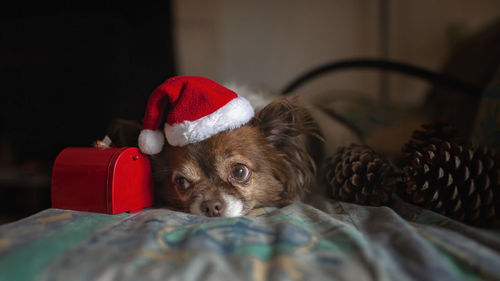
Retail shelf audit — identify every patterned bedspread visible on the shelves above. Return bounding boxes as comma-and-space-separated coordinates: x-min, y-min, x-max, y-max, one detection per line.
1, 195, 499, 281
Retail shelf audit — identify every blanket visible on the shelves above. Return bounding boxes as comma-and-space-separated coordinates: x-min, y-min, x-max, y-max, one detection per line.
1, 195, 499, 281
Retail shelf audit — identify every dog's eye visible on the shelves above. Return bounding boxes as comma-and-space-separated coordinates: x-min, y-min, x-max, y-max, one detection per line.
229, 164, 251, 183
174, 177, 191, 191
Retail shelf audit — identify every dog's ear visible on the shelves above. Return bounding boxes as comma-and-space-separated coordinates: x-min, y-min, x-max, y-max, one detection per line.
251, 96, 318, 147
251, 96, 321, 202
106, 118, 142, 147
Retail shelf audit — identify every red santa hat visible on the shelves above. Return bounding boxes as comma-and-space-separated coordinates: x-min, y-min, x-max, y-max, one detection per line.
138, 76, 254, 154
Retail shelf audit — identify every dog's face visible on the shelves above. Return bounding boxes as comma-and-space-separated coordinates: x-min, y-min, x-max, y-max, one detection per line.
150, 97, 319, 217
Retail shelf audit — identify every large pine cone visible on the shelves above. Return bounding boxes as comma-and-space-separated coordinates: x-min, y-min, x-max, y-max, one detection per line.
325, 144, 398, 206
401, 141, 500, 226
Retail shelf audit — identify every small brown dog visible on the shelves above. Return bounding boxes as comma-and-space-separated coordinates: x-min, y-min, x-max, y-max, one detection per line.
109, 76, 321, 217
150, 97, 319, 217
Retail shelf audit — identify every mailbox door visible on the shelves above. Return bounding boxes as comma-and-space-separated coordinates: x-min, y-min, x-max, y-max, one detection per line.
108, 147, 154, 214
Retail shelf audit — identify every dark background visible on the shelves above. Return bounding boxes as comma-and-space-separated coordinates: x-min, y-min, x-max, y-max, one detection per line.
0, 1, 176, 223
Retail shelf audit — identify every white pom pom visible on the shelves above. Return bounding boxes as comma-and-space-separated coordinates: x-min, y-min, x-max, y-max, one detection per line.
138, 129, 165, 155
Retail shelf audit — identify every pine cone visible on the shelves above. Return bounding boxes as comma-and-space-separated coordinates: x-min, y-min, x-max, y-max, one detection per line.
325, 144, 398, 206
400, 122, 465, 167
401, 141, 500, 226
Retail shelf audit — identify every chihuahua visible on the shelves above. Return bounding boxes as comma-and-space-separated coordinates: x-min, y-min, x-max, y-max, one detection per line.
149, 96, 321, 217
109, 95, 321, 217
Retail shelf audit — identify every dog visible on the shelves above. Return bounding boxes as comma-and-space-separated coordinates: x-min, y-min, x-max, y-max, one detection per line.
109, 95, 321, 217
149, 96, 321, 217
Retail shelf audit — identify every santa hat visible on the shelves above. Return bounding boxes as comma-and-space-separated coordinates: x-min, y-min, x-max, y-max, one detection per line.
138, 76, 254, 154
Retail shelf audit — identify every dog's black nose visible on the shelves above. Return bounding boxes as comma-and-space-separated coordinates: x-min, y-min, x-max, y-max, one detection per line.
201, 199, 225, 217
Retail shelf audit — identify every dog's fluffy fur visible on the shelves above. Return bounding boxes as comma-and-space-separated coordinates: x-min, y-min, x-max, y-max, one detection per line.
109, 96, 321, 217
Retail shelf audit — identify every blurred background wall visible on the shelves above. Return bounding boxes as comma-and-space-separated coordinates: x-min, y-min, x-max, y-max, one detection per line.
174, 0, 500, 104
1, 0, 499, 223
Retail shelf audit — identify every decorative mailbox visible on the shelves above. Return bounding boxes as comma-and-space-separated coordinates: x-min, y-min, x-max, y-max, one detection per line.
51, 147, 154, 214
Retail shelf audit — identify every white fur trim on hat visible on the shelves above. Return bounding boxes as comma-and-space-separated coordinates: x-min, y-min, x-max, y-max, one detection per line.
138, 129, 165, 155
164, 96, 254, 147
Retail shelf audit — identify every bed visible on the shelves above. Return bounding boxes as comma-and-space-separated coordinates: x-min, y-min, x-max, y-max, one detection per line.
1, 61, 500, 281
1, 194, 500, 281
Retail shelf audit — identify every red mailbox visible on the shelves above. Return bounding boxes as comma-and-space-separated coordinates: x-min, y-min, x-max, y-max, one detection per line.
51, 147, 154, 214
